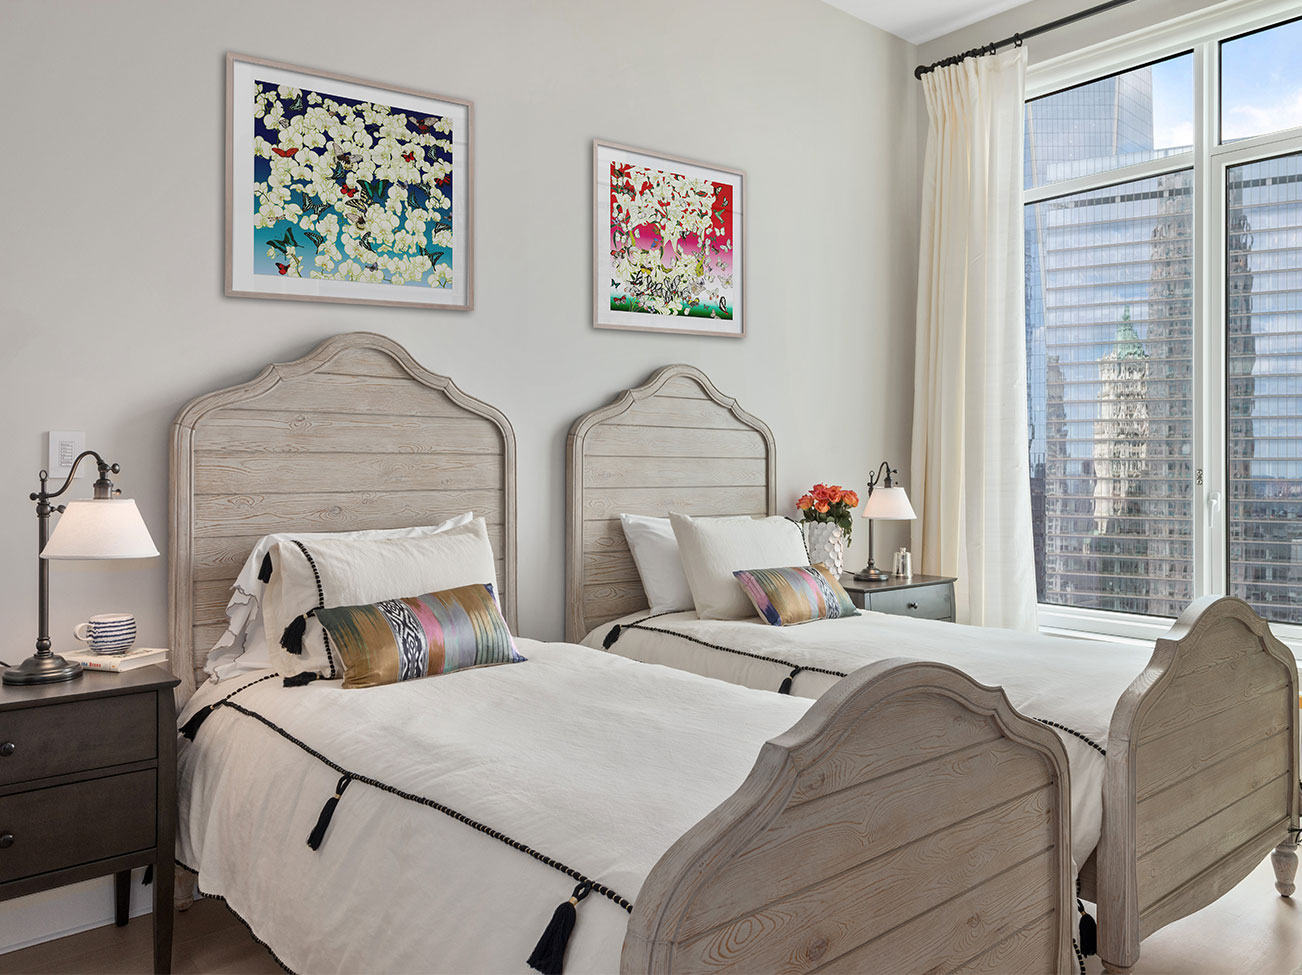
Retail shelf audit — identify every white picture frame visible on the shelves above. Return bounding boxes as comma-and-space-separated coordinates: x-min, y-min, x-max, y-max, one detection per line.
593, 140, 745, 338
226, 53, 473, 311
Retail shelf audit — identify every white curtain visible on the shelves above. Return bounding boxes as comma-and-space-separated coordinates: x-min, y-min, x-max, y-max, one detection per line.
910, 48, 1037, 631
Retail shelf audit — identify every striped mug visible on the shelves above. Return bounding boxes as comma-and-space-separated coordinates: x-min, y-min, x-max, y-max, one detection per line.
73, 613, 137, 654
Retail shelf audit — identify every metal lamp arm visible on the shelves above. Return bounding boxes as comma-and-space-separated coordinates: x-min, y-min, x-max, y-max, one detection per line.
31, 450, 119, 507
865, 460, 897, 496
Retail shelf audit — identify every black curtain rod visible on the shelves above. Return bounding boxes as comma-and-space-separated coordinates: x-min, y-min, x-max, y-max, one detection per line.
914, 0, 1140, 79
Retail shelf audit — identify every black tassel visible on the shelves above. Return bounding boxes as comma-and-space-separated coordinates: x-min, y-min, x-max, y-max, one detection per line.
527, 882, 591, 975
257, 551, 273, 583
306, 774, 352, 851
778, 667, 804, 695
180, 704, 216, 740
602, 625, 621, 649
283, 671, 319, 688
280, 612, 311, 654
1077, 899, 1097, 956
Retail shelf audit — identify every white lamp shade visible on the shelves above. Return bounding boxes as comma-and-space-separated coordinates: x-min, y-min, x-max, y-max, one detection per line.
861, 485, 916, 521
41, 499, 160, 560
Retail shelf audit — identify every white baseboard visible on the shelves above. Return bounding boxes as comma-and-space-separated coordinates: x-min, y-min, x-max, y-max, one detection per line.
0, 869, 153, 954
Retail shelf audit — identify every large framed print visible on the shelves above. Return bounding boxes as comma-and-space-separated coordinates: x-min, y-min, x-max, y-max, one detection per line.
594, 140, 744, 337
226, 54, 472, 310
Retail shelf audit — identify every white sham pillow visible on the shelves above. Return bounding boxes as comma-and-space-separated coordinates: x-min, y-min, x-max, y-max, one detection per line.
619, 514, 696, 615
262, 517, 499, 680
202, 513, 474, 682
669, 512, 810, 620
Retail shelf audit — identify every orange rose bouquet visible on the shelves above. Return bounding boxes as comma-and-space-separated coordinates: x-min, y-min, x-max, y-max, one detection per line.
796, 483, 859, 544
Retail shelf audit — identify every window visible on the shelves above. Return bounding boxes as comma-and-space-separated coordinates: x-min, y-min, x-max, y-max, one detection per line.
1221, 18, 1302, 143
1024, 5, 1302, 639
1025, 54, 1193, 189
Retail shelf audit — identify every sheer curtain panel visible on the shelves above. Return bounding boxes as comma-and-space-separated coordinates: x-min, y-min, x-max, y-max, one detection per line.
911, 49, 1037, 630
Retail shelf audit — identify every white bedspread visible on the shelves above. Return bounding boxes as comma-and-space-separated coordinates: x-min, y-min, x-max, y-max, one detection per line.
583, 610, 1156, 872
177, 639, 810, 975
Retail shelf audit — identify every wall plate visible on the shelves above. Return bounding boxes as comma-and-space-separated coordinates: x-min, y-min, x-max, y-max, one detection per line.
47, 431, 86, 478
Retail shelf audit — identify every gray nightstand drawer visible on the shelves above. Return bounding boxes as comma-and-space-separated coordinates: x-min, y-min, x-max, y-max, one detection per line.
867, 585, 954, 621
0, 693, 156, 786
0, 769, 156, 883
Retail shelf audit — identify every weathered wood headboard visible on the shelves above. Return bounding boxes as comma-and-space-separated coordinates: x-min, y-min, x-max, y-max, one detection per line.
169, 332, 517, 698
566, 364, 775, 642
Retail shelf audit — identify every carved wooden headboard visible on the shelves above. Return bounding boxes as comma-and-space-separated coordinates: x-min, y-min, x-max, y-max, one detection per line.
565, 365, 776, 643
169, 332, 517, 698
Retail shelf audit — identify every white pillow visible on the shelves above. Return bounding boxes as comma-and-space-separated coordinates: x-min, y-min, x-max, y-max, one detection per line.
619, 514, 696, 615
669, 512, 810, 620
202, 513, 473, 681
262, 518, 498, 679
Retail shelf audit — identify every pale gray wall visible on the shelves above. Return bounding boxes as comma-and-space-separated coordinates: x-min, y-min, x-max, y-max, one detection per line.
0, 0, 919, 948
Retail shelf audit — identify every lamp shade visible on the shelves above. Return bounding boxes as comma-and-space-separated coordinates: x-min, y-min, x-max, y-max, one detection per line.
861, 485, 916, 521
41, 499, 159, 560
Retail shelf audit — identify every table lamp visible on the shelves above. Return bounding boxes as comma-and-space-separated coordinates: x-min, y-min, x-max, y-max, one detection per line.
4, 451, 159, 685
853, 461, 916, 582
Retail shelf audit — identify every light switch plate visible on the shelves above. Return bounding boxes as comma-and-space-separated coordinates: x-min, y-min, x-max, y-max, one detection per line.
47, 431, 86, 477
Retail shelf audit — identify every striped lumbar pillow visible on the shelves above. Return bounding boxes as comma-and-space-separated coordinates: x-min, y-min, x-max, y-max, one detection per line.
313, 583, 525, 689
733, 564, 860, 626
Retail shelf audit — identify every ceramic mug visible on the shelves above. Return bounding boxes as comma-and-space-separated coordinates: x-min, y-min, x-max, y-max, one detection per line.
73, 613, 137, 654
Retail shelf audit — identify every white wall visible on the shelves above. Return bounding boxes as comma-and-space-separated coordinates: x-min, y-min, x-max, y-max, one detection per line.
0, 0, 920, 950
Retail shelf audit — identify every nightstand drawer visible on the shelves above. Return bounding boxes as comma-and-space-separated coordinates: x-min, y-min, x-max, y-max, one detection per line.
868, 585, 954, 620
0, 769, 156, 882
0, 693, 156, 786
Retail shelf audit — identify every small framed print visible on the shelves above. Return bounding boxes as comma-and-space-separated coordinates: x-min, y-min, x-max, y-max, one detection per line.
594, 140, 744, 337
226, 53, 472, 310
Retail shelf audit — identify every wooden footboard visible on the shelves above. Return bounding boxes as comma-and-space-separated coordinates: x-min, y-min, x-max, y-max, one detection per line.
1098, 595, 1299, 973
623, 660, 1074, 975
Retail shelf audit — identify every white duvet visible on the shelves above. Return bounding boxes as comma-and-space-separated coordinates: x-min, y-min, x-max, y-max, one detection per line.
177, 639, 810, 975
583, 609, 1157, 873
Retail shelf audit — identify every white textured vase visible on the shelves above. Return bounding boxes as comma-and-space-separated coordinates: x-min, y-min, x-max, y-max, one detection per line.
802, 522, 847, 578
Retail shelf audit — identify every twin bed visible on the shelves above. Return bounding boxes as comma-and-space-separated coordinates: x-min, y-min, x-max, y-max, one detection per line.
168, 333, 1297, 975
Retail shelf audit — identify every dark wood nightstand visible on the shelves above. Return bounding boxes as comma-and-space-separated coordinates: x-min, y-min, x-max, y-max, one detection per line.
0, 665, 178, 973
840, 573, 958, 622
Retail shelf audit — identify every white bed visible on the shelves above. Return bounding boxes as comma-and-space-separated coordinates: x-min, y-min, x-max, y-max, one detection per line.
167, 334, 1077, 975
176, 641, 817, 974
567, 363, 1302, 975
583, 606, 1146, 874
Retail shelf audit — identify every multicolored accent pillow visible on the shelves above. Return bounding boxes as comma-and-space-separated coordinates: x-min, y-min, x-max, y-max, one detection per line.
733, 564, 860, 626
313, 583, 525, 689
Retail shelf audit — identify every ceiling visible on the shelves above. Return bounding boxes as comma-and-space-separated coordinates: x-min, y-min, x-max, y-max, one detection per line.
822, 0, 1029, 45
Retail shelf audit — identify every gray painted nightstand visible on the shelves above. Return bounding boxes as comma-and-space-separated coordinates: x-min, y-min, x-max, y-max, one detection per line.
840, 573, 958, 622
0, 664, 179, 973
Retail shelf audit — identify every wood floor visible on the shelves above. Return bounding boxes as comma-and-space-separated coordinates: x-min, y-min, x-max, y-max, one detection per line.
5, 854, 1302, 974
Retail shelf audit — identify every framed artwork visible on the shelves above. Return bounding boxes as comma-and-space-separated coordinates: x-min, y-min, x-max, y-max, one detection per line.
226, 53, 472, 310
593, 140, 745, 337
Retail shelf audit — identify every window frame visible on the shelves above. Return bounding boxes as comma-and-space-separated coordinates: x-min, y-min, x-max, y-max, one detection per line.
1024, 0, 1302, 648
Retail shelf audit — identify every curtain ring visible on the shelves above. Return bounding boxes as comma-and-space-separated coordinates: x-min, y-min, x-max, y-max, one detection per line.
1013, 33, 1024, 48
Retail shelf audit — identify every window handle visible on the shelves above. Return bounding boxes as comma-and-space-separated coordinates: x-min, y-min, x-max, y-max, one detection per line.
1207, 491, 1222, 527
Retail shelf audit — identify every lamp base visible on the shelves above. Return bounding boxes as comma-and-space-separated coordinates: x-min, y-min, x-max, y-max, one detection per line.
853, 565, 892, 582
2, 653, 83, 685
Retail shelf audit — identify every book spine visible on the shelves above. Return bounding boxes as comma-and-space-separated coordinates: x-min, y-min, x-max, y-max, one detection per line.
77, 658, 121, 672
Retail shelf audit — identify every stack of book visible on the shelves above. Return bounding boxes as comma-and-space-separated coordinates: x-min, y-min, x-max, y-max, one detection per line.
62, 647, 169, 673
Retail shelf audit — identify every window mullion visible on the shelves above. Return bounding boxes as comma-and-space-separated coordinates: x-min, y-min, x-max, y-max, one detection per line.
1194, 40, 1226, 598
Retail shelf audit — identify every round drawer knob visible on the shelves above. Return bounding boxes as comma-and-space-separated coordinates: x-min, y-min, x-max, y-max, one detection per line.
907, 601, 919, 610
0, 833, 13, 849
0, 742, 14, 757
